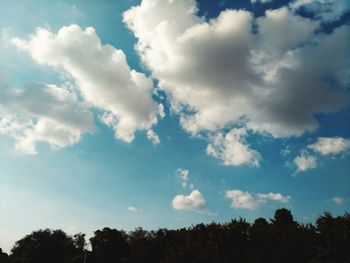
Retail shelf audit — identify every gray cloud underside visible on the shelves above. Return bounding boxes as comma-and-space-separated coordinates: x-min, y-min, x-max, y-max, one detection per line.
0, 79, 94, 153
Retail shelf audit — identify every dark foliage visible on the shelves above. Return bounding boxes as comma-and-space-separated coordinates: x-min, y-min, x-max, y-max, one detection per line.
89, 228, 129, 263
1, 209, 349, 263
0, 248, 9, 263
8, 230, 85, 263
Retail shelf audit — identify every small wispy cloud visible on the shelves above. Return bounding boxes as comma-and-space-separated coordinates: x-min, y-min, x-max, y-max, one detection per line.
147, 129, 160, 145
176, 168, 189, 188
280, 145, 291, 157
331, 197, 346, 205
127, 206, 141, 213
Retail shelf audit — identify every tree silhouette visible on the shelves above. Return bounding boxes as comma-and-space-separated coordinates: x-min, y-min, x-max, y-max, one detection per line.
250, 217, 272, 261
10, 229, 85, 263
269, 209, 308, 262
89, 228, 129, 263
316, 212, 350, 262
271, 208, 296, 228
3, 209, 350, 263
0, 248, 9, 263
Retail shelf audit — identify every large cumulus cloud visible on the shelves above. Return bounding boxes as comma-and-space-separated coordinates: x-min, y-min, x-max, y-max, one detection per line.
123, 0, 350, 164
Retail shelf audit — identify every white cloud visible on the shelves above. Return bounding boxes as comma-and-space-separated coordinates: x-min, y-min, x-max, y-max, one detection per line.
0, 80, 95, 154
256, 7, 319, 62
146, 129, 160, 145
291, 136, 349, 173
172, 189, 207, 213
290, 0, 350, 23
280, 145, 291, 156
251, 0, 274, 3
226, 190, 261, 210
206, 128, 261, 166
226, 189, 291, 210
256, 192, 291, 203
124, 1, 349, 141
158, 104, 166, 119
293, 152, 317, 173
332, 197, 345, 205
308, 137, 350, 155
176, 168, 189, 188
11, 25, 162, 143
127, 206, 141, 212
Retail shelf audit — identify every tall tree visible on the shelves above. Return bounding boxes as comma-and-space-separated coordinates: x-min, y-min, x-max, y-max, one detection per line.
89, 228, 129, 263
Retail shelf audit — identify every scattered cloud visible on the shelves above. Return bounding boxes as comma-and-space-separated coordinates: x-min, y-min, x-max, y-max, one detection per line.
280, 145, 291, 157
147, 129, 160, 145
226, 190, 261, 210
256, 192, 291, 203
251, 0, 274, 3
0, 80, 95, 154
293, 151, 317, 173
11, 25, 162, 143
206, 128, 261, 167
172, 189, 208, 213
331, 197, 345, 205
226, 189, 291, 210
308, 137, 350, 156
290, 0, 350, 23
127, 206, 141, 213
291, 137, 349, 174
176, 168, 189, 188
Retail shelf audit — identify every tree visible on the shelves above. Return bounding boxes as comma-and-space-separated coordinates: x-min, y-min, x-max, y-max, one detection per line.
89, 228, 129, 263
269, 209, 311, 263
271, 208, 296, 228
4, 209, 350, 262
10, 229, 85, 263
0, 248, 9, 263
249, 218, 272, 261
72, 233, 86, 252
316, 212, 350, 262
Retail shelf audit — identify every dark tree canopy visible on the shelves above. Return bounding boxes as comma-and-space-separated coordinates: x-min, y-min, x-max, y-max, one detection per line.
0, 248, 9, 263
9, 229, 85, 263
89, 228, 129, 263
271, 208, 296, 227
1, 209, 350, 263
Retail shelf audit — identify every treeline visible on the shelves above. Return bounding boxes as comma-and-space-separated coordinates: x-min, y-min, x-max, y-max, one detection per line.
1, 209, 349, 263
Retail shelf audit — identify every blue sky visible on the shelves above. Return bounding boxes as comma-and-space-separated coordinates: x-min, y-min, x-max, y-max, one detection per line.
1, 0, 350, 252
